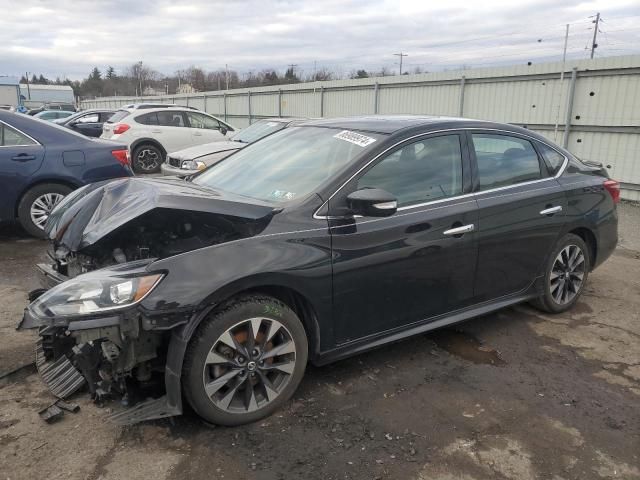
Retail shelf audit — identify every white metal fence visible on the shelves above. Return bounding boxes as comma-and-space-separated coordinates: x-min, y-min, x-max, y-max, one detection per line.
81, 55, 640, 200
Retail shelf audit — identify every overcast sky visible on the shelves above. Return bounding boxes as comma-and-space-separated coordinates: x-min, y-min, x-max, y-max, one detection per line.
1, 0, 639, 80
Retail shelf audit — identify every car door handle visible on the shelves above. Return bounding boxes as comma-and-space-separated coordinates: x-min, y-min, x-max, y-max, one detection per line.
540, 206, 563, 215
193, 132, 203, 136
443, 224, 475, 236
11, 154, 36, 162
151, 130, 162, 133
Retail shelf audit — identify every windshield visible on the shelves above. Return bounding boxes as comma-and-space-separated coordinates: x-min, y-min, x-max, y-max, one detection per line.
193, 126, 383, 203
231, 120, 288, 144
106, 110, 129, 123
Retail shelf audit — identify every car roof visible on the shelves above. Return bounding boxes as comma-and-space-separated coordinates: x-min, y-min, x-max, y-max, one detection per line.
300, 115, 528, 135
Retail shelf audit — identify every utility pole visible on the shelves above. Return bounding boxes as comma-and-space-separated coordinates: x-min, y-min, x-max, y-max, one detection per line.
225, 64, 229, 90
393, 52, 408, 75
590, 12, 600, 59
553, 24, 570, 141
24, 72, 31, 99
288, 64, 298, 80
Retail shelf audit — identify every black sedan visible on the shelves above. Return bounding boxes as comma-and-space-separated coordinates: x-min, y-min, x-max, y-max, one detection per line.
0, 110, 133, 236
53, 109, 115, 137
19, 116, 618, 426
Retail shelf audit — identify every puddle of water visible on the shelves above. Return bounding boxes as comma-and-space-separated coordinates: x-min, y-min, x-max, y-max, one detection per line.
430, 330, 506, 366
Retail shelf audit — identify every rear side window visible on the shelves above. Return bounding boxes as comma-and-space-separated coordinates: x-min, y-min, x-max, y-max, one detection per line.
99, 112, 115, 122
1, 124, 36, 146
536, 142, 565, 176
471, 134, 541, 190
157, 111, 186, 127
107, 110, 129, 123
135, 112, 158, 125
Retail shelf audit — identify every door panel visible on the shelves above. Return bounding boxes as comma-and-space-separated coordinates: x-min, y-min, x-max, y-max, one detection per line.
469, 131, 567, 301
473, 181, 567, 301
0, 123, 45, 221
330, 199, 478, 343
329, 132, 478, 344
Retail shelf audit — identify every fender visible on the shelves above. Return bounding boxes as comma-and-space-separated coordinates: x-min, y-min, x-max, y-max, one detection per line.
162, 275, 324, 418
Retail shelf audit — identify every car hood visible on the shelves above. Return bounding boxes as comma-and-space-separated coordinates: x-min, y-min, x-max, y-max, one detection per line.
170, 140, 245, 160
45, 177, 279, 252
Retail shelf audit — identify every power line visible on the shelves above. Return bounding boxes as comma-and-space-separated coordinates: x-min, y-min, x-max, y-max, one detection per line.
392, 52, 408, 75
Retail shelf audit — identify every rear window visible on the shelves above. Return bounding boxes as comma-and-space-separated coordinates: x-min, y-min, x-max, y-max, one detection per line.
106, 110, 129, 123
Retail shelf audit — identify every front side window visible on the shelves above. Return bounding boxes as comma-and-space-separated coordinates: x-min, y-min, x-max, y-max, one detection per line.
193, 126, 384, 203
186, 112, 220, 130
78, 113, 99, 123
472, 134, 541, 190
358, 135, 463, 207
1, 124, 36, 146
157, 111, 186, 127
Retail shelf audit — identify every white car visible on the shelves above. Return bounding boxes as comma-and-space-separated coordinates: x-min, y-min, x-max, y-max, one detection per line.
100, 107, 236, 173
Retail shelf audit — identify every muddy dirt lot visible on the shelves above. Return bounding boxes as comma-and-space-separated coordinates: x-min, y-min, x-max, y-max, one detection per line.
1, 203, 639, 480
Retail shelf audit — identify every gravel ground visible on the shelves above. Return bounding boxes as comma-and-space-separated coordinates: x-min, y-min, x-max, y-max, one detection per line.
0, 203, 639, 480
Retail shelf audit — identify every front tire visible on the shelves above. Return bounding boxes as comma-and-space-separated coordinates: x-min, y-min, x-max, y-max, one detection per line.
183, 295, 308, 426
132, 144, 163, 174
17, 183, 72, 238
532, 233, 591, 313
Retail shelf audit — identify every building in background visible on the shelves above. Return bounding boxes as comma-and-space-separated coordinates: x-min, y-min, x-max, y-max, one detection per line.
19, 84, 75, 109
0, 77, 21, 108
176, 83, 197, 94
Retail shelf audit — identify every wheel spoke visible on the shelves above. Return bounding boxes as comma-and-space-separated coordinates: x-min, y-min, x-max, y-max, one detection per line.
204, 369, 242, 397
205, 350, 235, 366
217, 377, 244, 409
260, 340, 295, 361
262, 359, 296, 375
243, 377, 258, 412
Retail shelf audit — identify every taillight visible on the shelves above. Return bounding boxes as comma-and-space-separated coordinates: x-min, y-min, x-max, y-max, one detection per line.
112, 149, 130, 166
112, 123, 130, 135
603, 179, 620, 204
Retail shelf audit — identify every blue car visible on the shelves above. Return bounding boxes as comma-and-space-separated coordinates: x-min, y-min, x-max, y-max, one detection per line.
0, 110, 133, 237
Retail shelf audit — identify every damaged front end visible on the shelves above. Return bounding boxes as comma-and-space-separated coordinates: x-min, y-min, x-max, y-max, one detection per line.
20, 261, 173, 423
18, 177, 279, 424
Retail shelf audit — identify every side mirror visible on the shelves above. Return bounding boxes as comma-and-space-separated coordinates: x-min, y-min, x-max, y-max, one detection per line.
220, 126, 228, 135
69, 121, 79, 127
347, 188, 397, 217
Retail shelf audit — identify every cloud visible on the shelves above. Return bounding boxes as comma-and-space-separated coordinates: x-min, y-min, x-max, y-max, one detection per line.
0, 0, 638, 80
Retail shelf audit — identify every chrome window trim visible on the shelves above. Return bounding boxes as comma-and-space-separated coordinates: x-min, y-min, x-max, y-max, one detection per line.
313, 127, 568, 220
0, 120, 41, 148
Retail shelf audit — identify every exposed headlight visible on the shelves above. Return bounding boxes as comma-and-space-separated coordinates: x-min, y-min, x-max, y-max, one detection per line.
30, 272, 164, 318
181, 160, 206, 171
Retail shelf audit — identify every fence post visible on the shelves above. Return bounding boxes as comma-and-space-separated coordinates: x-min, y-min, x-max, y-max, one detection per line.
223, 93, 227, 122
278, 89, 282, 117
186, 95, 189, 107
562, 67, 578, 149
320, 87, 324, 117
248, 91, 252, 124
203, 94, 208, 113
458, 76, 466, 117
374, 82, 379, 114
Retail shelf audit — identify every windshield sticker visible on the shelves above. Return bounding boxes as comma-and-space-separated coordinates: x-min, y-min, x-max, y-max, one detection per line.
271, 190, 296, 200
333, 130, 377, 148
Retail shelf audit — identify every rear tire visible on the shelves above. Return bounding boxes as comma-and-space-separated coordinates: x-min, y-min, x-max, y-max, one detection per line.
132, 144, 163, 174
17, 183, 72, 238
532, 233, 591, 313
183, 295, 308, 426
